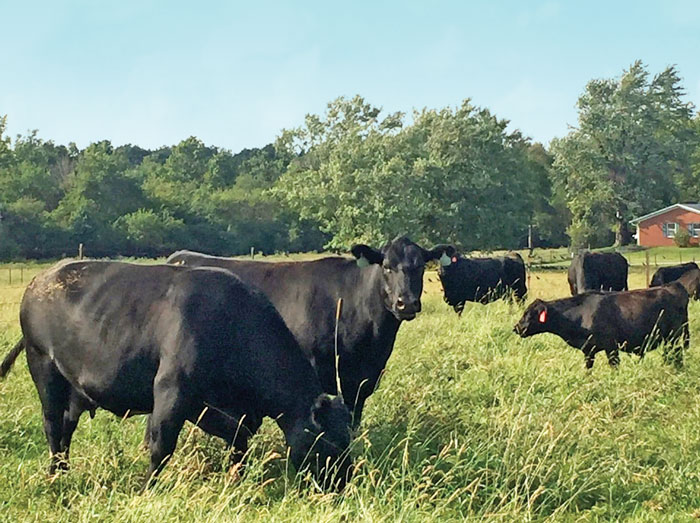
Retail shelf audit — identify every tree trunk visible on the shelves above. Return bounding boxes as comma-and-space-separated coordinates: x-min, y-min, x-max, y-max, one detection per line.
614, 215, 632, 246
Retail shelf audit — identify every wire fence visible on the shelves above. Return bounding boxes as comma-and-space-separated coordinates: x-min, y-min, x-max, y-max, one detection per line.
526, 251, 698, 271
1, 250, 698, 325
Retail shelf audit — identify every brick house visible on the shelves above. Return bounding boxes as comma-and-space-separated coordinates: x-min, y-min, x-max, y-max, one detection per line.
630, 203, 700, 247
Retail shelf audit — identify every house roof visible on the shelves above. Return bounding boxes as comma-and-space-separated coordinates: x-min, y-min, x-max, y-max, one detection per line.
630, 203, 700, 225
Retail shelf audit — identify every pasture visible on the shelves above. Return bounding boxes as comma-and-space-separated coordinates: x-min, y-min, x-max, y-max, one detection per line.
1, 260, 700, 521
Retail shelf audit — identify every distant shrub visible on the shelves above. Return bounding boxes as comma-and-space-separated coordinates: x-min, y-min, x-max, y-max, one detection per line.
674, 227, 692, 248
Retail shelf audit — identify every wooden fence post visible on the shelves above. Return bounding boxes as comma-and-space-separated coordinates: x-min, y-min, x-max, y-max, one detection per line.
78, 243, 84, 260
527, 267, 531, 290
645, 251, 650, 287
250, 247, 255, 259
8, 268, 11, 285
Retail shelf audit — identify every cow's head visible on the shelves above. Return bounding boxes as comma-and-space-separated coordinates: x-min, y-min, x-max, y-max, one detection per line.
351, 237, 455, 321
433, 244, 462, 278
288, 394, 353, 491
513, 298, 549, 337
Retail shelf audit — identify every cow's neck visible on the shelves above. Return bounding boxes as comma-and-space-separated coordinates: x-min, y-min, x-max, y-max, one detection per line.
365, 266, 402, 331
547, 305, 590, 349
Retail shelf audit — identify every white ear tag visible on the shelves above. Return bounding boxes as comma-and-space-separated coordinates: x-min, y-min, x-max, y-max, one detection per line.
439, 252, 452, 266
356, 255, 370, 268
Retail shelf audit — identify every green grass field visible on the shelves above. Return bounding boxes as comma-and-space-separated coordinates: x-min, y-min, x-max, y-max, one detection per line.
1, 258, 700, 521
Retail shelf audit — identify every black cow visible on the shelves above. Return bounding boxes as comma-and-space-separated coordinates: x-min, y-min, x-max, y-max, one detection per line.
438, 249, 527, 315
167, 236, 451, 428
0, 261, 352, 489
513, 284, 689, 370
567, 252, 628, 295
650, 262, 699, 288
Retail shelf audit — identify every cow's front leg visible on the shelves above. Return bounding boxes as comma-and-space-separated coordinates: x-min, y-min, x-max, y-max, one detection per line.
345, 376, 374, 430
584, 352, 595, 370
605, 348, 620, 368
144, 377, 188, 490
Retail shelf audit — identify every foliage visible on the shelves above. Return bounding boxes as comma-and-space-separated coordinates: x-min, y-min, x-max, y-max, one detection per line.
673, 226, 692, 248
551, 61, 696, 248
0, 124, 303, 259
114, 209, 185, 257
274, 97, 553, 250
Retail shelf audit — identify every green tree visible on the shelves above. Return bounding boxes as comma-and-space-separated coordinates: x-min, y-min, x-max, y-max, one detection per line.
678, 114, 700, 202
523, 143, 570, 248
274, 96, 537, 250
0, 116, 12, 170
114, 208, 185, 256
551, 61, 695, 248
51, 141, 145, 255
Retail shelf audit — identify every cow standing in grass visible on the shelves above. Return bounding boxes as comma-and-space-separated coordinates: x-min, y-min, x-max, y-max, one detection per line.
567, 252, 628, 295
437, 249, 527, 315
0, 261, 353, 490
167, 236, 452, 428
513, 284, 689, 369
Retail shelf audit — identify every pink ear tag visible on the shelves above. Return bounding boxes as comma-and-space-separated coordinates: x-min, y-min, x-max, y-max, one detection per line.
538, 309, 547, 323
451, 256, 458, 263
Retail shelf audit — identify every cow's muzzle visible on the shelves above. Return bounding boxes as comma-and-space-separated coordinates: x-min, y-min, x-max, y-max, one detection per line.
396, 297, 420, 320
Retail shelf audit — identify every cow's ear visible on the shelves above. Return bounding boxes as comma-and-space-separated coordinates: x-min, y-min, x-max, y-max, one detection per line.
424, 244, 458, 265
534, 300, 548, 323
351, 244, 384, 266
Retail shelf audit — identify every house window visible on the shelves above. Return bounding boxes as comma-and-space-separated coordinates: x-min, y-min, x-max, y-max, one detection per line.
663, 222, 678, 238
689, 223, 700, 238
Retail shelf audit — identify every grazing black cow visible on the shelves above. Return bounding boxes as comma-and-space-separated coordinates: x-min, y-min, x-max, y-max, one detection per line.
437, 249, 527, 315
167, 236, 451, 428
650, 262, 699, 288
513, 284, 689, 369
567, 252, 628, 295
0, 261, 352, 489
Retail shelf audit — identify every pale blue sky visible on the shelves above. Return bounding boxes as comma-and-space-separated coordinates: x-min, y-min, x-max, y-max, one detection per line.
1, 1, 698, 151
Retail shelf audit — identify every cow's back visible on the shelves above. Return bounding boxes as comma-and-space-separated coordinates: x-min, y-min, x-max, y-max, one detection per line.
650, 262, 699, 287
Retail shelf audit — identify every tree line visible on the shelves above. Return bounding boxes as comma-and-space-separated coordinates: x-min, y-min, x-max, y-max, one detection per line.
1, 61, 699, 260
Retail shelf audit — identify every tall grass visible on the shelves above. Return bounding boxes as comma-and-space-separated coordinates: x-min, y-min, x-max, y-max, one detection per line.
1, 266, 700, 520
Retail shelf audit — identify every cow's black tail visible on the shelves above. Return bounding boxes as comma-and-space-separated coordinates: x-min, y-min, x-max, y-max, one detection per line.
0, 338, 25, 378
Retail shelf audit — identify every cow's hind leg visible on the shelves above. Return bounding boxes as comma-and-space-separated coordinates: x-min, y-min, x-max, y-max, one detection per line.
584, 351, 595, 370
60, 392, 94, 463
26, 344, 71, 474
142, 415, 152, 450
662, 325, 687, 368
